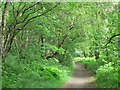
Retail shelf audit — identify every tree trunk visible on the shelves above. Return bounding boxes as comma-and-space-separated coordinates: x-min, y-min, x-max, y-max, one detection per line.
83, 51, 86, 57
1, 2, 9, 62
95, 51, 99, 60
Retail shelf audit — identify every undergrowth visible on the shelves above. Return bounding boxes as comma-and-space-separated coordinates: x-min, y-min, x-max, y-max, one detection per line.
2, 54, 75, 88
74, 57, 119, 88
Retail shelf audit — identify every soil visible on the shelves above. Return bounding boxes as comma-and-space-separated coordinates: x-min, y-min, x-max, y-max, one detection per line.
61, 62, 96, 88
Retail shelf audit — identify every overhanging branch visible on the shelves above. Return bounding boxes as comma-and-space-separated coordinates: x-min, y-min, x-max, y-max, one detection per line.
21, 2, 40, 16
105, 33, 120, 46
22, 3, 60, 29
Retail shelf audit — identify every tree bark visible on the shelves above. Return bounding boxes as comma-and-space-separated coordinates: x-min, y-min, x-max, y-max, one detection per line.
1, 3, 60, 61
1, 2, 9, 62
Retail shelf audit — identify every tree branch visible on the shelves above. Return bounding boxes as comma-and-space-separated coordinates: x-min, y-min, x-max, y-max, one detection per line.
46, 22, 74, 59
16, 2, 23, 16
16, 3, 60, 34
18, 3, 26, 15
1, 2, 9, 35
16, 7, 41, 25
105, 34, 120, 46
21, 2, 40, 16
22, 3, 60, 29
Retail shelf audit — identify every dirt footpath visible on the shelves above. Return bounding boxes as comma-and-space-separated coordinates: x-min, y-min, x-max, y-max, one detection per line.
62, 62, 96, 88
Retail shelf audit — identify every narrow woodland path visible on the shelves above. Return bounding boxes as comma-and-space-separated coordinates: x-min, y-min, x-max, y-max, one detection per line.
62, 62, 96, 88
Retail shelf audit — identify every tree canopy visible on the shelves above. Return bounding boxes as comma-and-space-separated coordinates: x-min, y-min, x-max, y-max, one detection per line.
0, 2, 119, 88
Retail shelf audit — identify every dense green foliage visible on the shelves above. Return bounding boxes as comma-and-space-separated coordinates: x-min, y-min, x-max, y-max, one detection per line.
3, 54, 75, 88
1, 2, 119, 88
75, 57, 119, 88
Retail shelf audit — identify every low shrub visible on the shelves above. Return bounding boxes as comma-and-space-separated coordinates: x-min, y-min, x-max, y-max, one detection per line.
76, 57, 118, 88
2, 54, 74, 88
77, 57, 99, 73
96, 62, 118, 88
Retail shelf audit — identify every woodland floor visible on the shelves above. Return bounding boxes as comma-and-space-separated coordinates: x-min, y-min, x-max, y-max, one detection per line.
61, 62, 96, 88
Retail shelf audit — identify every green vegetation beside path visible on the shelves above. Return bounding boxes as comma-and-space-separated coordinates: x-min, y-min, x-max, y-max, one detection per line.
3, 55, 75, 88
74, 57, 119, 88
1, 2, 119, 89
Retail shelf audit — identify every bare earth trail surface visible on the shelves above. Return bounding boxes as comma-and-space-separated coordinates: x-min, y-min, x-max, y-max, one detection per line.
62, 62, 96, 88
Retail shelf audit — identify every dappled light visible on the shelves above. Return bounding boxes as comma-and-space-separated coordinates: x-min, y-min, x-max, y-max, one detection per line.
1, 2, 119, 89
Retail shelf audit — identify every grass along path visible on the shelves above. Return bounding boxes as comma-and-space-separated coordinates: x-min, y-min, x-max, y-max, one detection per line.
61, 62, 96, 88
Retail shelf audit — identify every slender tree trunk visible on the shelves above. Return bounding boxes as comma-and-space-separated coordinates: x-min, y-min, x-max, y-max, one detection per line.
0, 7, 2, 57
1, 2, 9, 62
95, 51, 99, 60
83, 51, 86, 57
